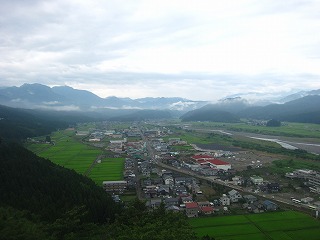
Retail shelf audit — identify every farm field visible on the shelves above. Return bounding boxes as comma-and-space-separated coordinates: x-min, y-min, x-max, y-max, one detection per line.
26, 130, 102, 175
88, 157, 125, 185
189, 121, 320, 139
190, 211, 320, 240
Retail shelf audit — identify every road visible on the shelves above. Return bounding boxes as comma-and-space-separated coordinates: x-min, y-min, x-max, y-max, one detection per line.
140, 125, 318, 215
155, 160, 316, 214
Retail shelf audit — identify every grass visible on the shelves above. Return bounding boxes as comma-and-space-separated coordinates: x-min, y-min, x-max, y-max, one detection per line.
88, 157, 125, 185
271, 159, 320, 173
26, 129, 126, 185
188, 121, 320, 138
166, 131, 233, 146
26, 130, 102, 175
190, 211, 320, 240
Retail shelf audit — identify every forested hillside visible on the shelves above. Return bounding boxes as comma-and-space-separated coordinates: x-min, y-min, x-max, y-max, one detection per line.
0, 140, 122, 238
0, 139, 204, 239
181, 107, 240, 122
0, 105, 69, 140
0, 104, 209, 239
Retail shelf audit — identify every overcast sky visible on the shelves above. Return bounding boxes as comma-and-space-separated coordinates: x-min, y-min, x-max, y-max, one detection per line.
1, 0, 320, 101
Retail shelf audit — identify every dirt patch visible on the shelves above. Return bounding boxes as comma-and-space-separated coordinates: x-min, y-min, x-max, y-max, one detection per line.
195, 143, 242, 152
219, 151, 280, 171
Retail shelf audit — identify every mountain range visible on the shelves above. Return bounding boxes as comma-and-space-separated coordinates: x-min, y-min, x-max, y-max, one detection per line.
1, 83, 320, 123
0, 83, 207, 111
180, 95, 320, 124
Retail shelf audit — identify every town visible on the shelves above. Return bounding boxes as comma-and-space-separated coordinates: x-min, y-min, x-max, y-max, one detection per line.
74, 121, 320, 218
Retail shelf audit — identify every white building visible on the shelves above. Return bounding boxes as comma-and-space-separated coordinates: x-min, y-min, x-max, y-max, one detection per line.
220, 194, 230, 206
228, 189, 242, 203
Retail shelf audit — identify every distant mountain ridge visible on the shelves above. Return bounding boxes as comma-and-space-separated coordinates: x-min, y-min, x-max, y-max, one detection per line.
1, 83, 320, 124
237, 95, 320, 123
0, 83, 207, 111
181, 95, 320, 124
223, 89, 320, 105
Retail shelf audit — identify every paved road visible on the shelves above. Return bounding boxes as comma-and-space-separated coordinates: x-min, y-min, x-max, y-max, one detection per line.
155, 161, 317, 214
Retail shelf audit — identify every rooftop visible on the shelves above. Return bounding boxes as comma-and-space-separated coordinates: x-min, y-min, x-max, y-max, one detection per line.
185, 202, 198, 209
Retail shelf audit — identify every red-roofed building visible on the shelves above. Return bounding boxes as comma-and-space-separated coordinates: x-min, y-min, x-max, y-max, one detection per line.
192, 155, 231, 171
200, 206, 214, 215
207, 159, 231, 171
185, 202, 199, 218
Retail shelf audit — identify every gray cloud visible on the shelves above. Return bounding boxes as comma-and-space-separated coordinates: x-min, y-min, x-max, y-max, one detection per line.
0, 0, 320, 101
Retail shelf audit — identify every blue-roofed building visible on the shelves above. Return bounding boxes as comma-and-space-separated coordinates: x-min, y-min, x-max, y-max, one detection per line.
263, 200, 278, 211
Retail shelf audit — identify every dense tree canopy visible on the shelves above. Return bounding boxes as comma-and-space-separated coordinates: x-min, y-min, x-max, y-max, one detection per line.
266, 119, 281, 127
0, 140, 121, 224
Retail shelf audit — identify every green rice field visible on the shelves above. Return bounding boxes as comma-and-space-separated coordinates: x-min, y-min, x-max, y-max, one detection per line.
26, 130, 125, 184
26, 130, 102, 174
190, 211, 320, 240
89, 157, 125, 185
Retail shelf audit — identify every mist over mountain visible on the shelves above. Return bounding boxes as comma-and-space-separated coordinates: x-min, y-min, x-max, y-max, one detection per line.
109, 109, 173, 121
181, 95, 320, 124
180, 105, 240, 123
1, 83, 320, 124
237, 95, 320, 123
0, 83, 207, 111
278, 89, 320, 103
224, 88, 320, 105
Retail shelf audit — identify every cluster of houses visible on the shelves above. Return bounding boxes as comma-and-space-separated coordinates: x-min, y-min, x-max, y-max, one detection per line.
140, 167, 280, 217
124, 158, 137, 190
286, 169, 320, 194
144, 179, 279, 217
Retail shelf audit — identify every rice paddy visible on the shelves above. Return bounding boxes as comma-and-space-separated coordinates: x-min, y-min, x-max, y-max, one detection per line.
190, 211, 320, 240
26, 129, 125, 184
89, 157, 125, 185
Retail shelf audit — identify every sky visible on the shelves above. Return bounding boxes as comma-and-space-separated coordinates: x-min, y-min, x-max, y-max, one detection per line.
1, 0, 320, 101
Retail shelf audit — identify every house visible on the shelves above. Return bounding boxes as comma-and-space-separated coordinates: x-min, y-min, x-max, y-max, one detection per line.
243, 195, 258, 204
157, 185, 170, 196
147, 199, 162, 209
181, 196, 193, 204
228, 189, 242, 203
232, 176, 244, 185
200, 206, 214, 215
250, 176, 264, 185
185, 202, 199, 218
103, 180, 127, 192
166, 205, 180, 212
144, 189, 157, 199
220, 194, 230, 206
246, 202, 264, 213
142, 179, 152, 187
172, 185, 187, 195
163, 175, 174, 185
175, 177, 187, 185
152, 178, 163, 185
263, 200, 278, 211
259, 182, 281, 193
267, 183, 281, 192
197, 201, 211, 208
164, 197, 179, 207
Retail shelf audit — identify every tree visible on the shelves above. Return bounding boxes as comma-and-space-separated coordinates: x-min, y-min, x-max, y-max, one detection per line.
266, 119, 281, 127
45, 135, 51, 143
